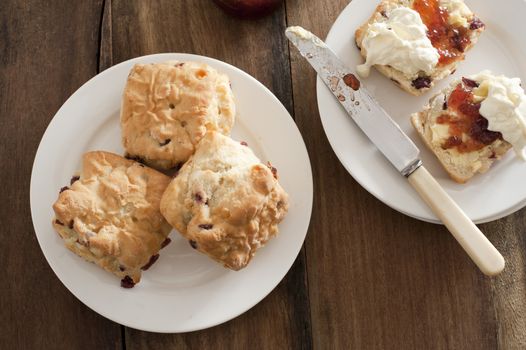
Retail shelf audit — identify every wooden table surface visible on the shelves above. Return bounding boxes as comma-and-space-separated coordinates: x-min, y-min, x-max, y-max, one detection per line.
3, 0, 526, 349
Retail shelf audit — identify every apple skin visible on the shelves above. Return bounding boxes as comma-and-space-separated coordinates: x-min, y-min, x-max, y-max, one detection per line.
213, 0, 283, 19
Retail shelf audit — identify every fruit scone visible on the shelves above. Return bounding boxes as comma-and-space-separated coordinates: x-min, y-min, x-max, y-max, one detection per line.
52, 151, 173, 288
160, 132, 289, 270
355, 0, 485, 95
411, 71, 526, 183
121, 61, 236, 170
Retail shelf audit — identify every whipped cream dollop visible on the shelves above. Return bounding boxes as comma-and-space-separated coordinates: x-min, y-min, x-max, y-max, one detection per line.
472, 71, 526, 160
357, 7, 439, 78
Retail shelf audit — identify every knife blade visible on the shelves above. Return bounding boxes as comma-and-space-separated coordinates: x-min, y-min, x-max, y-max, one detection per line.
286, 26, 505, 276
285, 26, 421, 176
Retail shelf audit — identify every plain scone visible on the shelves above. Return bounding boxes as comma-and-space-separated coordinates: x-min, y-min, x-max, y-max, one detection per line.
355, 0, 485, 95
52, 151, 173, 287
160, 132, 289, 270
411, 80, 511, 183
121, 61, 236, 169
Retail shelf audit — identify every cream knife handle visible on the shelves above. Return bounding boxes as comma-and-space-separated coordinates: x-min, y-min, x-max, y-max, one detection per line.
407, 166, 505, 276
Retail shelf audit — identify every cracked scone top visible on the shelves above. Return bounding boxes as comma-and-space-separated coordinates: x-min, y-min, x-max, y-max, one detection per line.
160, 132, 289, 270
52, 151, 173, 287
120, 61, 236, 169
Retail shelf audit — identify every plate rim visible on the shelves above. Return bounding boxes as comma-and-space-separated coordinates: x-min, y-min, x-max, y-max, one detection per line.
30, 52, 313, 333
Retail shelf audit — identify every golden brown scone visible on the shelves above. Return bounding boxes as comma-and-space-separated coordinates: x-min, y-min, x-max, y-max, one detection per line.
120, 61, 236, 169
411, 77, 511, 183
355, 0, 485, 95
160, 132, 289, 270
52, 151, 173, 287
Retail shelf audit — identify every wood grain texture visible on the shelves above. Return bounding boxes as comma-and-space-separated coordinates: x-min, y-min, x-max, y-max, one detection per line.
106, 1, 311, 348
482, 215, 526, 348
5, 0, 526, 348
0, 1, 121, 349
285, 0, 525, 348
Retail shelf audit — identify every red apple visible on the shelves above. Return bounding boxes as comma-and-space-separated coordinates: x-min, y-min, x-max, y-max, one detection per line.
213, 0, 283, 19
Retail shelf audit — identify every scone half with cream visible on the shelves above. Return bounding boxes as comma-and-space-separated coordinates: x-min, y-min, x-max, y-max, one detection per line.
355, 0, 485, 95
411, 71, 526, 183
52, 151, 173, 288
121, 61, 236, 170
160, 132, 289, 270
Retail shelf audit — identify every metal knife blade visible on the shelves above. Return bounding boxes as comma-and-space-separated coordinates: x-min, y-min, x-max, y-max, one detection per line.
285, 26, 421, 176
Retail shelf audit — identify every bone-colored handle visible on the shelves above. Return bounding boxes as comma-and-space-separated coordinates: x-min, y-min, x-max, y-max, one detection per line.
407, 166, 505, 276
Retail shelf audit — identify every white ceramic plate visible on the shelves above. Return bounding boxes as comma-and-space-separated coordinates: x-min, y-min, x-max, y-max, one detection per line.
30, 53, 313, 333
317, 0, 526, 223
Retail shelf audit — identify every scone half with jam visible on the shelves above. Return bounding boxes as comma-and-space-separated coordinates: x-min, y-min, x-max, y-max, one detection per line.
160, 132, 289, 270
355, 0, 485, 95
411, 71, 526, 183
52, 151, 173, 288
121, 61, 236, 170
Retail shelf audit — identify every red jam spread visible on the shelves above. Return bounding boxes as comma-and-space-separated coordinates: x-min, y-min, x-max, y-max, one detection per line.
412, 0, 473, 66
437, 78, 502, 153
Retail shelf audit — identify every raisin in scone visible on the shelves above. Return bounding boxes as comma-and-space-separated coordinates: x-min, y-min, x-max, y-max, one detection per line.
355, 0, 485, 95
411, 71, 526, 183
121, 61, 236, 169
160, 132, 289, 270
52, 151, 173, 288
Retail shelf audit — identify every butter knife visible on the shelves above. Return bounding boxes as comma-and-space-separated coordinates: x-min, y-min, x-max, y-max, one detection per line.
286, 26, 505, 276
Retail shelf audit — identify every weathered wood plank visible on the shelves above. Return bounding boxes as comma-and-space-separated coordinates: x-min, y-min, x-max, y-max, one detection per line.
0, 1, 122, 349
482, 215, 526, 349
99, 0, 113, 72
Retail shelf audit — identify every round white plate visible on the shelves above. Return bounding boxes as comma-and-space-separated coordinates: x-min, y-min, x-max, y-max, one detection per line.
30, 53, 313, 333
317, 0, 526, 224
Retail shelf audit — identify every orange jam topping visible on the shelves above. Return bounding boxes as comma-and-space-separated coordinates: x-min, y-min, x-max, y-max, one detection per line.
437, 78, 502, 153
412, 0, 471, 65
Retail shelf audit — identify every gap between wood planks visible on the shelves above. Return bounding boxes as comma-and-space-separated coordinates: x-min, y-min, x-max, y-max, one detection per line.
98, 0, 126, 348
98, 0, 113, 73
283, 1, 315, 348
